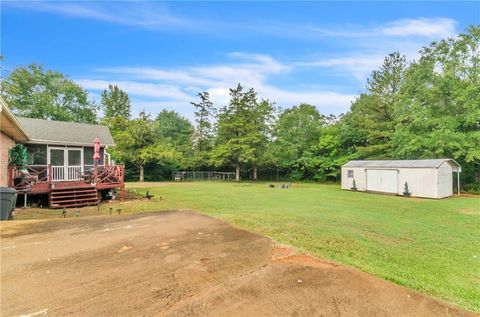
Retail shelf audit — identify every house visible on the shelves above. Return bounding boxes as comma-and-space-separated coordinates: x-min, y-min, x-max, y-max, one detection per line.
341, 159, 461, 199
2, 100, 124, 208
0, 98, 29, 187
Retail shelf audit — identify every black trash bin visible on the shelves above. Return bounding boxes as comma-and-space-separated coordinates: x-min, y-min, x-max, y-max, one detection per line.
0, 187, 17, 220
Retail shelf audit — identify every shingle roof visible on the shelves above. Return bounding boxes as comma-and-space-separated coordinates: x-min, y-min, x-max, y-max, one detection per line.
343, 159, 461, 169
16, 117, 115, 146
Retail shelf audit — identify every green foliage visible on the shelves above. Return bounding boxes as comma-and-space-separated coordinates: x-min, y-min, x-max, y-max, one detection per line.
101, 84, 132, 120
191, 91, 216, 152
462, 183, 480, 194
109, 111, 178, 181
8, 144, 30, 167
212, 84, 274, 180
391, 26, 480, 185
1, 64, 97, 123
154, 110, 194, 149
341, 52, 407, 159
269, 104, 324, 179
403, 182, 411, 197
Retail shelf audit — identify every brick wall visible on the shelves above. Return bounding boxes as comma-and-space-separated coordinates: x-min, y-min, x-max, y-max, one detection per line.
0, 131, 15, 187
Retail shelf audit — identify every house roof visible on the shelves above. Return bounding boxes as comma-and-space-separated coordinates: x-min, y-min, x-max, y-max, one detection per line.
343, 159, 461, 171
0, 97, 29, 141
16, 117, 115, 147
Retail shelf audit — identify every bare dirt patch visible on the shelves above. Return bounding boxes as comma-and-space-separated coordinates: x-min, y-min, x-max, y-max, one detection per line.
1, 211, 476, 317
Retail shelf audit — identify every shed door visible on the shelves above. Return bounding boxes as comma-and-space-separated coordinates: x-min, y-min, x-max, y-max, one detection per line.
366, 170, 398, 194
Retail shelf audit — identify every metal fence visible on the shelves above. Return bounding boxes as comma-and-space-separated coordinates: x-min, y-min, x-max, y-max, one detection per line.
172, 171, 236, 182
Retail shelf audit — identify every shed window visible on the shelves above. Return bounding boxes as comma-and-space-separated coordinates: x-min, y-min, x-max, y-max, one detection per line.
347, 170, 354, 178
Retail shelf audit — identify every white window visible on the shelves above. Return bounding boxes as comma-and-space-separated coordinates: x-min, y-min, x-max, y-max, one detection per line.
347, 170, 354, 178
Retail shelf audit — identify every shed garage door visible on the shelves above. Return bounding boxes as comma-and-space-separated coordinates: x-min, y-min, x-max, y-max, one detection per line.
366, 169, 398, 194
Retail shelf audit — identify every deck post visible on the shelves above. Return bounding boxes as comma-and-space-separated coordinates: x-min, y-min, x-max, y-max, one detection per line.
24, 193, 27, 208
48, 164, 52, 185
94, 163, 98, 184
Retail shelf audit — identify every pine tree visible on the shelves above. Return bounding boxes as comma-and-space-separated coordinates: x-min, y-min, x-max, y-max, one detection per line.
403, 182, 411, 197
191, 92, 216, 152
101, 84, 132, 120
351, 179, 357, 191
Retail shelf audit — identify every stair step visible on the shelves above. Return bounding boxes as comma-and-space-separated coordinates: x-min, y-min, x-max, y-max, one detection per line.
51, 197, 99, 204
52, 187, 97, 193
51, 193, 97, 200
52, 194, 98, 201
51, 190, 97, 197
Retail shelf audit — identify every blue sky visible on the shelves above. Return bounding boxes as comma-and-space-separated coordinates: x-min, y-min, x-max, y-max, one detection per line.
2, 1, 479, 120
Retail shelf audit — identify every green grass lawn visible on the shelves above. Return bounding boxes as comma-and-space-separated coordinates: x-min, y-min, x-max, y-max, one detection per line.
129, 182, 480, 311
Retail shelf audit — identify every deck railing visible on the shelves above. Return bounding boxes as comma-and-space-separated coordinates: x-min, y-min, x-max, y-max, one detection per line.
8, 164, 125, 190
8, 165, 50, 190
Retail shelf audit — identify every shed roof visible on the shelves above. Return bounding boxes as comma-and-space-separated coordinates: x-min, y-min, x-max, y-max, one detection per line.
16, 117, 115, 147
343, 159, 461, 170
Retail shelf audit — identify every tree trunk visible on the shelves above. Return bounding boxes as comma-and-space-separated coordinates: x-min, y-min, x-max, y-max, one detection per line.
253, 165, 257, 181
235, 163, 240, 182
139, 165, 144, 182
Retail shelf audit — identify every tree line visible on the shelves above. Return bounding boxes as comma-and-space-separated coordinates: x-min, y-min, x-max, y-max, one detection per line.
1, 26, 479, 189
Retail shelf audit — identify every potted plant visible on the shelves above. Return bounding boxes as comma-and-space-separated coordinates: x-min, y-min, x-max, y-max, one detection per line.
9, 144, 30, 182
9, 144, 30, 169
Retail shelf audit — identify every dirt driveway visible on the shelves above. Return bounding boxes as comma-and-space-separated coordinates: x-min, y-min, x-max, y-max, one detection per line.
0, 211, 476, 317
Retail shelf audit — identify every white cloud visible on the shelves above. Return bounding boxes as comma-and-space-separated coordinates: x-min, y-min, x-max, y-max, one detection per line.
5, 2, 458, 41
4, 1, 194, 29
15, 1, 457, 117
295, 55, 387, 81
76, 79, 192, 101
76, 53, 356, 119
301, 18, 457, 39
379, 18, 457, 38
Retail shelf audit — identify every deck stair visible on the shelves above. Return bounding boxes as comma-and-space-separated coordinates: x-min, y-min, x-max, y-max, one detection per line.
50, 184, 99, 208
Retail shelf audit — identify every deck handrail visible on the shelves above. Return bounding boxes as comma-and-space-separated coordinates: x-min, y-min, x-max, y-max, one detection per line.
8, 164, 125, 190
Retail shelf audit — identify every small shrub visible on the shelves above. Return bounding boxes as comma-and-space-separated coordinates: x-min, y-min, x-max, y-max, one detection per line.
462, 183, 480, 194
403, 182, 412, 197
8, 144, 30, 168
351, 179, 357, 191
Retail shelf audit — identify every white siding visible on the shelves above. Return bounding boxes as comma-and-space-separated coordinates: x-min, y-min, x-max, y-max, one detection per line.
341, 160, 458, 199
366, 169, 398, 193
341, 167, 367, 191
436, 162, 453, 198
397, 168, 438, 198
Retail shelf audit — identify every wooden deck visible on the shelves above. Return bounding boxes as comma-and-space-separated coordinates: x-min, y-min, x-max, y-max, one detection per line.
8, 164, 125, 208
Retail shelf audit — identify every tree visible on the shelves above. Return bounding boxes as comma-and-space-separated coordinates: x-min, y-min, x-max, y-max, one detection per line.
340, 52, 407, 159
311, 119, 351, 181
1, 64, 97, 123
250, 99, 275, 180
101, 84, 132, 120
270, 104, 324, 179
111, 111, 177, 181
154, 110, 194, 169
154, 110, 194, 148
392, 26, 480, 184
191, 92, 216, 152
212, 84, 262, 181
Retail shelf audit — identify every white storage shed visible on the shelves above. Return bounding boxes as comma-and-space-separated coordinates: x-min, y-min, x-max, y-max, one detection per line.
341, 159, 461, 199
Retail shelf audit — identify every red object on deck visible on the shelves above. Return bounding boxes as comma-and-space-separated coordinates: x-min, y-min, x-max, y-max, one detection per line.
93, 137, 101, 161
